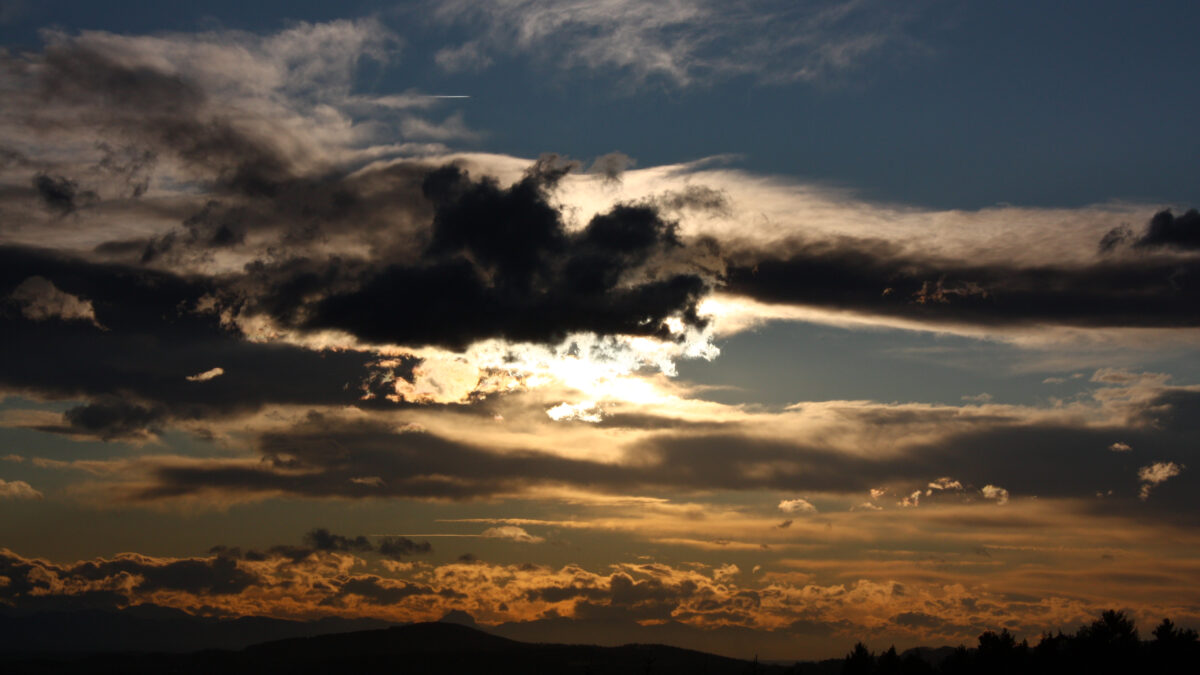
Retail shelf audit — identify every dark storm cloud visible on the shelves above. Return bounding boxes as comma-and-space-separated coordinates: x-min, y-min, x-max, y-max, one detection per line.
75, 555, 260, 595
56, 398, 168, 440
1099, 209, 1200, 253
0, 245, 426, 436
304, 528, 374, 553
210, 529, 432, 563
304, 528, 432, 560
724, 234, 1200, 328
377, 537, 433, 559
12, 35, 711, 350
295, 165, 710, 349
41, 27, 1199, 351
32, 173, 91, 214
1133, 209, 1200, 250
0, 548, 261, 602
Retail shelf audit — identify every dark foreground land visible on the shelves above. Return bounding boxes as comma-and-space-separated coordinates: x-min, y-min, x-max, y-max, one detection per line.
0, 609, 1196, 674
0, 620, 792, 674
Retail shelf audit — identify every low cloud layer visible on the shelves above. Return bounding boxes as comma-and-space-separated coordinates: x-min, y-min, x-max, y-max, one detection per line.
723, 230, 1200, 331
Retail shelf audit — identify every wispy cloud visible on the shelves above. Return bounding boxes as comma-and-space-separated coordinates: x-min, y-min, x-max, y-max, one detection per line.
0, 478, 42, 499
426, 0, 925, 88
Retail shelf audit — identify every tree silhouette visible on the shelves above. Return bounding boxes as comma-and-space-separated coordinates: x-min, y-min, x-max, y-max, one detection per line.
829, 610, 1197, 675
973, 629, 1027, 674
841, 642, 875, 675
875, 646, 901, 675
1150, 617, 1200, 672
1074, 609, 1139, 674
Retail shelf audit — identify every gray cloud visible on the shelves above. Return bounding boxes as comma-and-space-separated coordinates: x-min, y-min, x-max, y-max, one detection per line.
724, 233, 1200, 329
117, 398, 1199, 522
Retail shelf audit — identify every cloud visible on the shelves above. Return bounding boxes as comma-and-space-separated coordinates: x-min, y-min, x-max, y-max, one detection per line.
303, 528, 374, 553
2, 21, 1200, 552
1138, 462, 1184, 500
210, 528, 432, 563
399, 112, 480, 142
1109, 442, 1132, 452
377, 537, 434, 559
892, 611, 947, 629
1, 537, 1196, 659
427, 0, 924, 87
778, 498, 817, 514
927, 477, 963, 492
3, 20, 1195, 364
1132, 209, 1200, 250
329, 575, 440, 605
291, 165, 711, 350
32, 174, 92, 214
0, 246, 435, 433
55, 398, 167, 441
433, 40, 492, 72
0, 479, 42, 499
481, 526, 544, 543
0, 16, 1198, 660
589, 152, 635, 183
546, 401, 603, 423
8, 276, 100, 327
722, 233, 1200, 331
76, 373, 1198, 514
980, 485, 1009, 505
186, 367, 225, 382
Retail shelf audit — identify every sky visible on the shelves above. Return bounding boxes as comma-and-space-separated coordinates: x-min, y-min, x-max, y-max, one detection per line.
0, 0, 1198, 661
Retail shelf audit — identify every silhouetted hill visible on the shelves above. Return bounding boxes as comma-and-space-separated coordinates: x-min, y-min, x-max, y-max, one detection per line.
487, 614, 813, 660
0, 621, 798, 674
0, 605, 392, 654
246, 621, 520, 656
901, 645, 958, 666
2, 608, 1196, 674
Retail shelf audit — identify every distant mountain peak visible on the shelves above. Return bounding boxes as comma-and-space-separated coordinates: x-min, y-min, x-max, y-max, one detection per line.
438, 609, 480, 629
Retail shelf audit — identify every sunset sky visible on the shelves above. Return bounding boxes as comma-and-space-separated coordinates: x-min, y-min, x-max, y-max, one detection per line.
1, 0, 1198, 661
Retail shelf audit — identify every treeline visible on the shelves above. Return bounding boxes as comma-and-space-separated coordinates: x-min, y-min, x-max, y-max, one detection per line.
837, 610, 1198, 675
